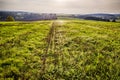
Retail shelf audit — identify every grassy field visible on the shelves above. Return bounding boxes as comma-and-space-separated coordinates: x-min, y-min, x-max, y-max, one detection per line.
0, 20, 120, 80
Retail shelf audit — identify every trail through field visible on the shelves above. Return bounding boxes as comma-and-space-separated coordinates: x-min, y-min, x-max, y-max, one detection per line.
42, 20, 66, 72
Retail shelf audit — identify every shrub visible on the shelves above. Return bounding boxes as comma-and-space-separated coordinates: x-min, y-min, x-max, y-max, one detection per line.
6, 16, 15, 21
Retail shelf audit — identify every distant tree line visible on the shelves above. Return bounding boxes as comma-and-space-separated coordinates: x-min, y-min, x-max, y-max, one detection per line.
84, 17, 116, 22
72, 14, 120, 22
0, 11, 57, 21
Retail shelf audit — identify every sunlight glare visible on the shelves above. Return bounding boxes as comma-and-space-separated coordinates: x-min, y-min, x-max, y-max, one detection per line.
57, 20, 64, 25
55, 0, 67, 3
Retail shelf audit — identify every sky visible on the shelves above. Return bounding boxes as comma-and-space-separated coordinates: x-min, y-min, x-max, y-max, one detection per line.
0, 0, 120, 14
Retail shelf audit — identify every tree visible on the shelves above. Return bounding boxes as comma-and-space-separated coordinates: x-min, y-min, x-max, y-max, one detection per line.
112, 19, 116, 22
6, 16, 15, 21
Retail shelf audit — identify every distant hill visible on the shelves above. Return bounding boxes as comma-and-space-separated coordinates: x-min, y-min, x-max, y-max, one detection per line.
74, 13, 120, 22
0, 11, 57, 21
1, 11, 119, 22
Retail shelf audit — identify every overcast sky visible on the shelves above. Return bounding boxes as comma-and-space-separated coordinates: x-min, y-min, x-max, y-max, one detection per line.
0, 0, 120, 14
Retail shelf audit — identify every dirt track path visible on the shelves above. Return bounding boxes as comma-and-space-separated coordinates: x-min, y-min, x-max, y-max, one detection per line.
42, 21, 66, 72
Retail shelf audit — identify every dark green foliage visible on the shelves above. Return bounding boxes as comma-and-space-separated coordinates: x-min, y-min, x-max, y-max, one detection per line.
6, 16, 15, 21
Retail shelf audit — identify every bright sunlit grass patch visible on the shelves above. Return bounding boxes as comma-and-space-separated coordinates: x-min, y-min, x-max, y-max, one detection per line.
55, 20, 65, 25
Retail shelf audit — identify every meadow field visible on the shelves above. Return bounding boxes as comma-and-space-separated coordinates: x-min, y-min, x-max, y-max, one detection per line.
0, 20, 120, 80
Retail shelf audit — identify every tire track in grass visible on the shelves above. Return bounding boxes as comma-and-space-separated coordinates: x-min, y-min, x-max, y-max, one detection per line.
42, 21, 56, 72
42, 21, 66, 74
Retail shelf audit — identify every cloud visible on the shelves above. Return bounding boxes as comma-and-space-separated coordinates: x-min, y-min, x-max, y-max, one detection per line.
0, 0, 5, 8
0, 0, 120, 13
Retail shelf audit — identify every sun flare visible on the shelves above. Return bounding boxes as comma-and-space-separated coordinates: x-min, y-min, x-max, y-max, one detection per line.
55, 0, 66, 3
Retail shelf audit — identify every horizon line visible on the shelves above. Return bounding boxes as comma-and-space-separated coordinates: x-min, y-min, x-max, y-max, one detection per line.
0, 10, 120, 15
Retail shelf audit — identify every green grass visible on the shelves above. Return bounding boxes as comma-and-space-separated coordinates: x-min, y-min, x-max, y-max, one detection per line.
58, 20, 120, 79
0, 20, 120, 80
0, 21, 52, 79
